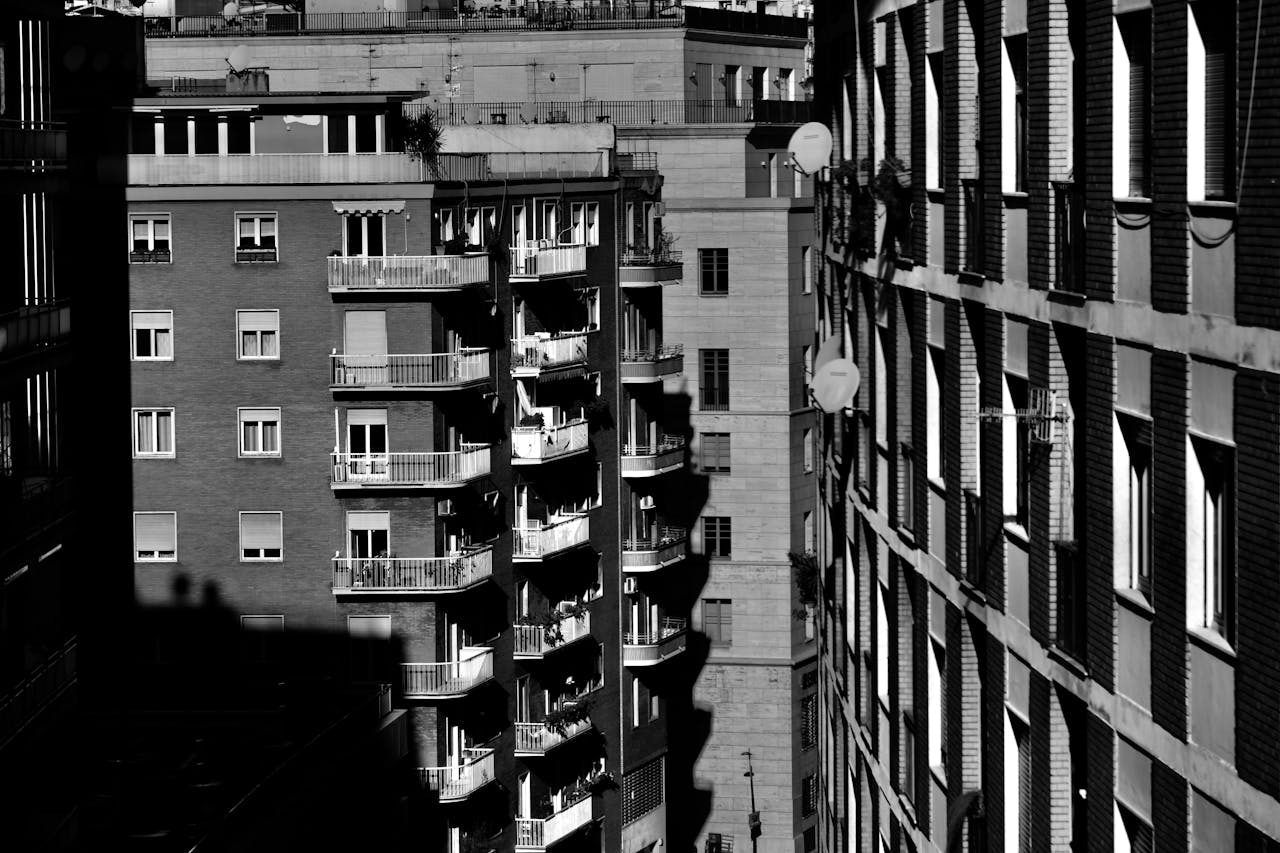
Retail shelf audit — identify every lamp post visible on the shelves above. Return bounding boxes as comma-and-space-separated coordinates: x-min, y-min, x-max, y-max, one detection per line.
743, 750, 761, 852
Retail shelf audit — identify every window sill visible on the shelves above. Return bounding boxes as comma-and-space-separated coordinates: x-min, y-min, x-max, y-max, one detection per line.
698, 292, 730, 298
958, 270, 985, 287
1114, 196, 1152, 205
237, 357, 280, 362
239, 453, 282, 459
1002, 522, 1029, 547
1047, 645, 1089, 679
133, 357, 174, 363
134, 454, 176, 460
240, 558, 284, 563
1187, 626, 1237, 662
1115, 587, 1154, 618
1046, 288, 1087, 307
929, 764, 947, 790
136, 557, 178, 563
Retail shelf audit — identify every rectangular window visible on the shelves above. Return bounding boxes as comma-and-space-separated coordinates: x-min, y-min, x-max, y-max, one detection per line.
700, 348, 730, 411
237, 310, 280, 360
701, 432, 731, 474
803, 344, 814, 403
1003, 35, 1028, 193
1002, 375, 1029, 530
134, 511, 177, 561
131, 310, 173, 360
698, 248, 729, 295
703, 516, 732, 559
1117, 414, 1153, 599
926, 53, 943, 189
1189, 438, 1234, 643
927, 347, 944, 482
901, 442, 916, 530
569, 201, 600, 246
465, 205, 496, 247
133, 408, 174, 457
238, 407, 281, 457
1190, 3, 1236, 200
804, 427, 814, 473
800, 693, 818, 750
1117, 11, 1152, 197
633, 677, 655, 727
240, 511, 283, 561
703, 598, 732, 646
235, 212, 278, 263
129, 214, 171, 263
801, 773, 818, 816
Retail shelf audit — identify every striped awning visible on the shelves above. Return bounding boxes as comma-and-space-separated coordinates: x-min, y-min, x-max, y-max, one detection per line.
331, 200, 405, 215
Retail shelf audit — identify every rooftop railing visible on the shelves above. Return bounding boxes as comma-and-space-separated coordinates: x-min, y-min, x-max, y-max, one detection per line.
423, 98, 812, 127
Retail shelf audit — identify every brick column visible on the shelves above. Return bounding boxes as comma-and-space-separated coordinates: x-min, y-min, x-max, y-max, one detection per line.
1150, 0, 1189, 312
1150, 350, 1188, 739
1084, 333, 1116, 690
1084, 0, 1115, 301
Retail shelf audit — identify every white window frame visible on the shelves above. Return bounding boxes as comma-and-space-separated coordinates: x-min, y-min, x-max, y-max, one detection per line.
927, 346, 943, 482
234, 211, 279, 263
238, 407, 282, 458
236, 309, 280, 361
1113, 413, 1153, 601
1187, 436, 1234, 644
132, 408, 175, 458
464, 205, 496, 247
134, 511, 177, 561
239, 511, 284, 562
129, 213, 172, 263
131, 310, 174, 361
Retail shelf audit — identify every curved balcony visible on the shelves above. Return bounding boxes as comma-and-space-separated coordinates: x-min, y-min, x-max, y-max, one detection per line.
621, 436, 685, 478
416, 747, 496, 802
622, 528, 688, 573
515, 795, 594, 850
401, 647, 493, 699
327, 254, 489, 293
330, 446, 491, 490
331, 547, 493, 594
514, 613, 592, 659
513, 515, 591, 562
619, 249, 683, 288
620, 344, 683, 384
512, 420, 589, 465
510, 243, 586, 282
513, 719, 592, 757
511, 333, 590, 379
623, 618, 688, 667
330, 350, 491, 392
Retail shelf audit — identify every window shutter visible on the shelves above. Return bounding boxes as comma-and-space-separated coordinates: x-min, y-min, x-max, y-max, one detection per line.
347, 511, 390, 531
238, 310, 277, 332
343, 311, 387, 355
1127, 24, 1149, 197
346, 408, 387, 426
1204, 39, 1227, 198
241, 513, 282, 550
135, 513, 176, 552
238, 408, 277, 425
133, 311, 171, 329
348, 615, 391, 639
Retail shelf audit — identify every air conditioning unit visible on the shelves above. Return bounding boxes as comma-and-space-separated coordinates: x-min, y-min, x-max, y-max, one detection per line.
624, 578, 639, 595
653, 202, 666, 217
639, 496, 656, 511
436, 498, 456, 517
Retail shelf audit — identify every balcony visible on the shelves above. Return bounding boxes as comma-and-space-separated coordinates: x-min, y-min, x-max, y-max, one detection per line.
416, 747, 496, 803
401, 647, 493, 699
619, 250, 683, 288
624, 618, 688, 667
514, 613, 593, 659
513, 719, 593, 758
331, 547, 493, 595
512, 420, 590, 465
513, 515, 591, 562
511, 333, 590, 379
622, 528, 688, 573
0, 301, 71, 365
0, 637, 76, 751
0, 119, 67, 170
620, 345, 683, 384
327, 254, 489, 293
330, 446, 491, 490
621, 436, 685, 478
515, 795, 594, 850
510, 243, 587, 282
330, 350, 491, 392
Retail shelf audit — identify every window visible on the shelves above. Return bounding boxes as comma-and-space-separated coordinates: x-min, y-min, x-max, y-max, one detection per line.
927, 347, 944, 482
901, 442, 915, 530
800, 694, 818, 749
703, 598, 732, 646
239, 407, 281, 457
240, 511, 283, 561
803, 344, 813, 403
698, 248, 729, 295
131, 311, 173, 360
129, 214, 171, 263
237, 310, 279, 360
134, 511, 177, 561
1189, 437, 1234, 643
633, 677, 659, 726
804, 427, 814, 472
703, 516, 732, 559
570, 202, 600, 246
701, 432, 731, 474
1002, 374, 1029, 530
133, 408, 174, 458
343, 214, 385, 257
1190, 2, 1236, 200
700, 348, 730, 411
241, 615, 285, 663
235, 212, 277, 262
1116, 414, 1152, 599
801, 245, 812, 293
801, 773, 818, 817
1116, 11, 1152, 197
1003, 35, 1028, 193
926, 54, 943, 189
465, 206, 495, 247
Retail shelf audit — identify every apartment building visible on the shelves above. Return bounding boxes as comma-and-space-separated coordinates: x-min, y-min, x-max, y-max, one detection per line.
140, 6, 819, 852
812, 0, 1280, 851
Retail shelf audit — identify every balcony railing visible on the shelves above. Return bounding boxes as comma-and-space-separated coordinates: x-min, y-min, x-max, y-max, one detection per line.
332, 547, 493, 594
327, 254, 489, 292
620, 345, 683, 383
428, 98, 813, 127
512, 419, 590, 464
1053, 181, 1085, 293
617, 151, 658, 172
623, 617, 688, 666
514, 613, 592, 658
330, 446, 491, 488
330, 350, 491, 390
513, 515, 591, 561
0, 301, 71, 364
0, 119, 67, 169
513, 719, 593, 757
510, 243, 587, 280
619, 249, 683, 287
401, 647, 493, 698
622, 527, 688, 572
515, 794, 594, 850
0, 637, 76, 750
416, 747, 496, 802
621, 436, 685, 477
511, 333, 590, 376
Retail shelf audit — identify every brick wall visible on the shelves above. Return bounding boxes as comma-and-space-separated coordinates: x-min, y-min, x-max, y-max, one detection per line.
1150, 350, 1188, 739
1150, 0, 1189, 313
1083, 0, 1115, 301
1083, 333, 1116, 691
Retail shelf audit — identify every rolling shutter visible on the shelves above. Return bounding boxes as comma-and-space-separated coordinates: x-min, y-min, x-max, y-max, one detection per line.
135, 513, 176, 552
347, 511, 390, 531
133, 311, 171, 329
241, 512, 282, 550
343, 311, 388, 355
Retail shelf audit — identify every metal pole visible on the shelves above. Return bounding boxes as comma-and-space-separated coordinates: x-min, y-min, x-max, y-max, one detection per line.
743, 750, 760, 853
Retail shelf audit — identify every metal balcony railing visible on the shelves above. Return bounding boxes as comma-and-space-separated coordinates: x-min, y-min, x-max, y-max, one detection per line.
622, 527, 688, 572
327, 254, 489, 291
621, 435, 685, 477
620, 344, 683, 382
332, 547, 493, 594
620, 248, 682, 267
624, 617, 688, 666
511, 419, 590, 464
401, 647, 493, 698
512, 515, 591, 560
511, 333, 589, 374
0, 637, 76, 750
513, 719, 592, 756
617, 151, 658, 172
510, 243, 586, 279
514, 613, 592, 657
515, 795, 594, 850
416, 747, 495, 802
330, 446, 491, 488
428, 98, 812, 127
0, 301, 71, 363
0, 119, 67, 168
330, 350, 490, 389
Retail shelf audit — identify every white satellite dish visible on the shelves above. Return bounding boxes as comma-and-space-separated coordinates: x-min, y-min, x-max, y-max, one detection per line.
812, 358, 861, 413
787, 121, 833, 177
227, 44, 251, 73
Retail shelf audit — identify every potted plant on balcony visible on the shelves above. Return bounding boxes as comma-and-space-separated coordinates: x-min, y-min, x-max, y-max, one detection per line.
585, 768, 616, 792
402, 107, 445, 179
542, 697, 591, 736
519, 412, 545, 429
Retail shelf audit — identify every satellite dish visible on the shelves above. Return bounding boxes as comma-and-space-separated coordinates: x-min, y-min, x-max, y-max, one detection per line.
811, 358, 861, 413
813, 334, 842, 374
227, 45, 251, 73
223, 2, 240, 22
787, 121, 833, 176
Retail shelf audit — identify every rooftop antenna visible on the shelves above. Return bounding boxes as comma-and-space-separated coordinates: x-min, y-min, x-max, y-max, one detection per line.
785, 120, 833, 177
